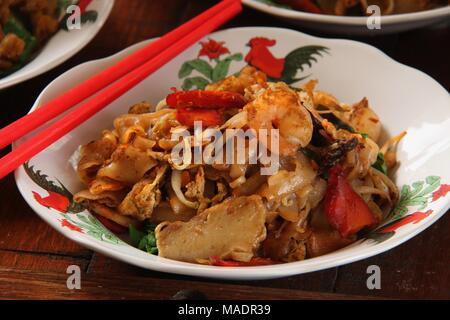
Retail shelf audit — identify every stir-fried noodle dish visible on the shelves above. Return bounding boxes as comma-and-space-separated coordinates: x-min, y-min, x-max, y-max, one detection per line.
73, 66, 406, 266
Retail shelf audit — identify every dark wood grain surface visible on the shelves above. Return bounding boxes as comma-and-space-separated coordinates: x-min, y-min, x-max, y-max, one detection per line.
0, 0, 449, 300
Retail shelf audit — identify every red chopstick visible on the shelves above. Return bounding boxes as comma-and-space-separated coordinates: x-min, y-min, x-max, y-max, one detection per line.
0, 1, 242, 179
0, 0, 240, 150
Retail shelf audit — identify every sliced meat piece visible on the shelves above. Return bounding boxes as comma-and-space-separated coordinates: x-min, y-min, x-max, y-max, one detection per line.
156, 195, 267, 263
263, 222, 310, 262
306, 228, 356, 258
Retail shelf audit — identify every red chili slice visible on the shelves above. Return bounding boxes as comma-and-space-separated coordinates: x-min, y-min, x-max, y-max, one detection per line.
167, 90, 246, 109
209, 256, 275, 267
176, 108, 223, 127
324, 165, 378, 238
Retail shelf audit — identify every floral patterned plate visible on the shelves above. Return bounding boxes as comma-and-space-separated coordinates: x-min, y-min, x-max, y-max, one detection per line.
14, 27, 450, 280
0, 0, 114, 90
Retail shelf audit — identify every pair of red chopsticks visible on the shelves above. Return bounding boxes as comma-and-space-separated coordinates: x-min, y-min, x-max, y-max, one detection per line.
0, 0, 242, 180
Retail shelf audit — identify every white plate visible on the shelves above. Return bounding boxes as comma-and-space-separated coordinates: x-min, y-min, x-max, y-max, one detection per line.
15, 27, 450, 280
0, 0, 114, 90
243, 0, 450, 35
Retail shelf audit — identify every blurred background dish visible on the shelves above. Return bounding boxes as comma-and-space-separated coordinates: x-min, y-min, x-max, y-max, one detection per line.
261, 0, 449, 16
243, 0, 450, 34
0, 0, 114, 90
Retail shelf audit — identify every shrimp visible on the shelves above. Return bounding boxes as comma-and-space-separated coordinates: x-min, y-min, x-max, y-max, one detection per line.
347, 98, 381, 143
313, 91, 343, 110
245, 82, 313, 157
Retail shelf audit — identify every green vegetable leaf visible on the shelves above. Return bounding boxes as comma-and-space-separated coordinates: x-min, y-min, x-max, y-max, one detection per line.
3, 14, 38, 65
129, 224, 145, 247
145, 222, 157, 233
138, 232, 158, 255
129, 223, 158, 255
372, 153, 388, 175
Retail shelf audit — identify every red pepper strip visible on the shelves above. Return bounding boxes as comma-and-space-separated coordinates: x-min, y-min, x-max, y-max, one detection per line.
167, 90, 246, 109
177, 108, 223, 127
94, 214, 128, 234
277, 0, 323, 14
209, 256, 275, 267
324, 165, 378, 238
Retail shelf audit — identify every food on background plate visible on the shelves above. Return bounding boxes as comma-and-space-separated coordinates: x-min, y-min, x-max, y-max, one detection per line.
72, 66, 406, 266
0, 0, 76, 78
266, 0, 449, 15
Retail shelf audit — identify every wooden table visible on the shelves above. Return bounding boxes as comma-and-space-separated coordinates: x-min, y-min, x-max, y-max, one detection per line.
0, 0, 449, 300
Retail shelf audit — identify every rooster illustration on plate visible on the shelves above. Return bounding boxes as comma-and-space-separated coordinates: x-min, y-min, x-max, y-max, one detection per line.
178, 37, 329, 89
245, 37, 329, 84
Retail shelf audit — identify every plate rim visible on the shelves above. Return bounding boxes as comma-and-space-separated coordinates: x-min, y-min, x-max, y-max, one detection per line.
0, 0, 115, 90
243, 0, 450, 26
14, 26, 450, 280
